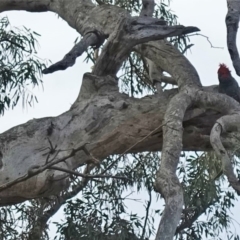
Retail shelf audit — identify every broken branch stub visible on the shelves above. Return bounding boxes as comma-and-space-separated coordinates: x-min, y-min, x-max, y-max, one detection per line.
92, 15, 200, 76
42, 31, 102, 74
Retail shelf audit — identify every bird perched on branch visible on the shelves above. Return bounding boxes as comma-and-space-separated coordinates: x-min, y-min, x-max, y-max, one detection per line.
218, 63, 240, 103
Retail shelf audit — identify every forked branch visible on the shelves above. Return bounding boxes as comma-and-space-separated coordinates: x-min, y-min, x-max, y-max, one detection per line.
210, 115, 240, 195
192, 89, 240, 194
155, 87, 240, 240
92, 15, 199, 76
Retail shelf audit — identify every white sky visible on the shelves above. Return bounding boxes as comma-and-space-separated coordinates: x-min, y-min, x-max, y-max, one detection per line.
1, 0, 240, 239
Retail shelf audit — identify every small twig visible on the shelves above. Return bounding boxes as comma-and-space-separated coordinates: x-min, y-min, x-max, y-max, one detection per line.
187, 33, 224, 49
129, 55, 153, 87
92, 190, 141, 202
181, 44, 194, 54
45, 149, 60, 164
141, 166, 152, 239
49, 166, 130, 181
81, 146, 100, 165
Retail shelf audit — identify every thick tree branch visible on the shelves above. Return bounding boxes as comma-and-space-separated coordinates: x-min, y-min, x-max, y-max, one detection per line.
135, 40, 202, 89
193, 89, 240, 113
140, 0, 156, 90
93, 16, 199, 76
154, 86, 240, 239
0, 73, 235, 206
210, 115, 240, 194
188, 88, 240, 194
0, 1, 199, 85
226, 0, 240, 75
0, 0, 51, 12
146, 59, 177, 90
162, 75, 177, 85
154, 92, 192, 240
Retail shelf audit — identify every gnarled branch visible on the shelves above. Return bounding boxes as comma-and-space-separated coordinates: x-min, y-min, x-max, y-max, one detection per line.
155, 92, 193, 240
210, 114, 240, 194
93, 16, 199, 76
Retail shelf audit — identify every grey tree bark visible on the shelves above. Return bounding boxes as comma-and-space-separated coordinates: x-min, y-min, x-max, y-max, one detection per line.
0, 0, 240, 239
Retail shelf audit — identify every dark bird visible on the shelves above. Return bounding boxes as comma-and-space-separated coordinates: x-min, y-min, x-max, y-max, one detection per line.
218, 63, 240, 103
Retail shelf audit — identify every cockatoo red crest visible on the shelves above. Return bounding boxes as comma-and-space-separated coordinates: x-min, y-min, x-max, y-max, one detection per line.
217, 63, 240, 103
218, 63, 231, 76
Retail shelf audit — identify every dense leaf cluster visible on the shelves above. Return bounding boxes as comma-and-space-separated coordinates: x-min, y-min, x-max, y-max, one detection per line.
0, 16, 47, 115
1, 152, 239, 240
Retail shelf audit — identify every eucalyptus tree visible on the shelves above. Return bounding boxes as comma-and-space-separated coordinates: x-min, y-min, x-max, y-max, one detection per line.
0, 0, 240, 240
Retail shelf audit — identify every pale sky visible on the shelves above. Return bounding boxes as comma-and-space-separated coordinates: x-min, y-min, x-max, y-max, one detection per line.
1, 0, 240, 239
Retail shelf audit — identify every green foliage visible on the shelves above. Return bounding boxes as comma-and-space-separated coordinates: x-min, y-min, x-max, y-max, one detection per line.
47, 152, 240, 240
54, 153, 159, 240
0, 16, 47, 115
176, 152, 239, 240
0, 154, 239, 240
0, 200, 49, 240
